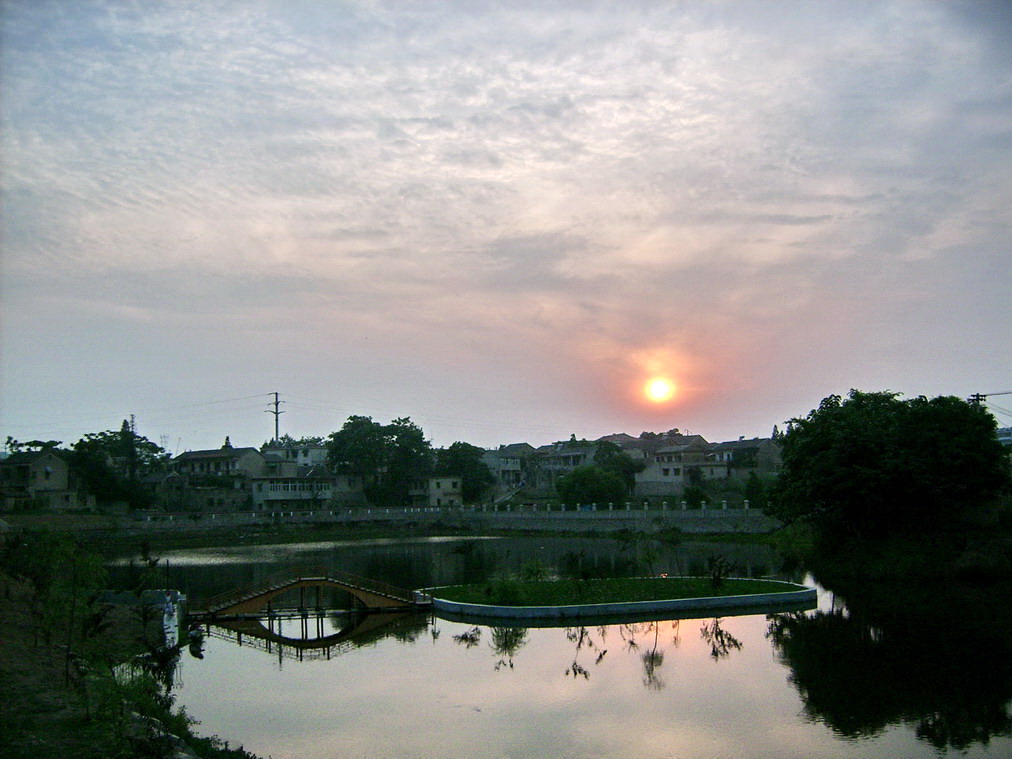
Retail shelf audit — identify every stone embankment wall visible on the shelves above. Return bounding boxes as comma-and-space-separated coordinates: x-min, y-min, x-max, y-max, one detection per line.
92, 503, 780, 537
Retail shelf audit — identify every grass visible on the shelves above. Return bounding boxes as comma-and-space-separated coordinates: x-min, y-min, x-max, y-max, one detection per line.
433, 576, 803, 606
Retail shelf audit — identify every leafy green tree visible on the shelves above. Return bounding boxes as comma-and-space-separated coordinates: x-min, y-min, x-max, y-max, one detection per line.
744, 471, 768, 507
327, 416, 389, 481
265, 434, 325, 448
435, 441, 495, 502
771, 390, 1010, 539
555, 466, 626, 507
70, 422, 169, 509
5, 436, 63, 453
327, 415, 433, 506
382, 417, 433, 506
594, 440, 645, 494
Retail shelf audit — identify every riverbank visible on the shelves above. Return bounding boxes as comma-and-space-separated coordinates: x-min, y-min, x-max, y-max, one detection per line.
0, 553, 260, 758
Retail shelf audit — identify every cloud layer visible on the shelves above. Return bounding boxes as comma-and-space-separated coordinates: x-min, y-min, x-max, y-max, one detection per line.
2, 0, 1010, 450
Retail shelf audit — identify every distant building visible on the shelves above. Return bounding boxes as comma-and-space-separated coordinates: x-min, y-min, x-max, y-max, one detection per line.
483, 443, 535, 492
634, 435, 716, 496
0, 450, 92, 512
998, 427, 1012, 447
172, 445, 266, 477
710, 437, 783, 479
529, 439, 598, 493
164, 443, 266, 512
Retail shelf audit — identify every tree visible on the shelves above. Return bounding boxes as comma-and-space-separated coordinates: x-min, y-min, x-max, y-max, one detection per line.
5, 437, 63, 453
770, 390, 1010, 539
327, 416, 390, 482
435, 442, 495, 503
555, 466, 626, 508
326, 416, 433, 507
594, 441, 645, 494
265, 434, 325, 448
70, 422, 169, 509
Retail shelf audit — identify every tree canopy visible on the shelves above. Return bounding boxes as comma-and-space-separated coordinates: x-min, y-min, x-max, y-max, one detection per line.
435, 441, 494, 503
70, 421, 170, 509
770, 390, 1010, 539
594, 440, 645, 494
555, 466, 627, 508
326, 416, 432, 507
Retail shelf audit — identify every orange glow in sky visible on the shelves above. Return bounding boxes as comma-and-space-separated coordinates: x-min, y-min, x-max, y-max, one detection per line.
644, 377, 676, 403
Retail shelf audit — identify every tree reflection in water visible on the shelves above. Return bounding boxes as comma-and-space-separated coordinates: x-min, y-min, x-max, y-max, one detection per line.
490, 626, 527, 671
766, 579, 1012, 751
700, 618, 743, 660
452, 626, 481, 648
564, 626, 600, 679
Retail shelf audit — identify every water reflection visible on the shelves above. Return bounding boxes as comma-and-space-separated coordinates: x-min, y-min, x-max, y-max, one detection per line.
700, 618, 743, 660
203, 610, 425, 663
490, 626, 527, 670
121, 537, 1011, 758
174, 601, 1011, 759
766, 579, 1012, 752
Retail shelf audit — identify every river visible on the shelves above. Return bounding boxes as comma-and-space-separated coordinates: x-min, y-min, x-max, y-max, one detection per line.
109, 535, 1011, 759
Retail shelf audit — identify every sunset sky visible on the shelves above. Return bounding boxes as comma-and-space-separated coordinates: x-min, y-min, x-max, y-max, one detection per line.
2, 1, 1010, 454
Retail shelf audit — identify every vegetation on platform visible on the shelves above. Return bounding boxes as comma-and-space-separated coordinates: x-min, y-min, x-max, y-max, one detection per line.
432, 575, 802, 607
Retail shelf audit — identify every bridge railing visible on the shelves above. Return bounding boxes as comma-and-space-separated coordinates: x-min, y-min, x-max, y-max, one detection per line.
195, 564, 417, 612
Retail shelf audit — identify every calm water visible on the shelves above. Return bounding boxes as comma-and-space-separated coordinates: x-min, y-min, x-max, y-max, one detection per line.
111, 536, 1012, 759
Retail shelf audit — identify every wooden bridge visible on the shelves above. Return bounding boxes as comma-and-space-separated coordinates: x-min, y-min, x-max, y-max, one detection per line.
192, 565, 430, 618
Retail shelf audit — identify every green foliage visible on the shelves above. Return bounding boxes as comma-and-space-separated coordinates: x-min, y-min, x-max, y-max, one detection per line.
555, 466, 626, 507
593, 441, 645, 493
1, 531, 108, 647
70, 422, 169, 509
327, 416, 433, 506
771, 390, 1011, 540
5, 436, 63, 453
485, 573, 528, 605
706, 554, 733, 589
435, 441, 495, 502
744, 472, 768, 507
682, 484, 707, 508
438, 577, 802, 606
518, 559, 550, 582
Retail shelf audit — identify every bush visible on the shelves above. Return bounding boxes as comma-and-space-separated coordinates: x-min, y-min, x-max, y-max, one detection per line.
485, 573, 527, 605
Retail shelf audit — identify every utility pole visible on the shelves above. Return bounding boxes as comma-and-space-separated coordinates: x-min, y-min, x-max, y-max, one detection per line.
265, 392, 285, 443
968, 391, 1012, 406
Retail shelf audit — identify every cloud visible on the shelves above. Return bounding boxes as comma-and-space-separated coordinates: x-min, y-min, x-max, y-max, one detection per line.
2, 0, 1010, 449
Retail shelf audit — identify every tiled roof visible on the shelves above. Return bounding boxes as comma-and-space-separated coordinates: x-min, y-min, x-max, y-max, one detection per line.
712, 438, 774, 450
173, 447, 261, 461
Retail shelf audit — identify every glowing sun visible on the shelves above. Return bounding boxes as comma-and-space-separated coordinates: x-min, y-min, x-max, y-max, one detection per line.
644, 377, 676, 403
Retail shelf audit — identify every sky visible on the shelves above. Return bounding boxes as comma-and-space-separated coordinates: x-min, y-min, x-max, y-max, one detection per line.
2, 0, 1010, 455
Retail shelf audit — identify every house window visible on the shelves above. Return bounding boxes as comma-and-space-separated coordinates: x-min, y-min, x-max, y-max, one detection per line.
662, 468, 670, 476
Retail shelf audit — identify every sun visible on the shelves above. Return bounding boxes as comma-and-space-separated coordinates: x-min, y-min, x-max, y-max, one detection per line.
644, 377, 676, 403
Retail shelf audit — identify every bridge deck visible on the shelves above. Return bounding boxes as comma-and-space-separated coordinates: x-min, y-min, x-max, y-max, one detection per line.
194, 564, 429, 617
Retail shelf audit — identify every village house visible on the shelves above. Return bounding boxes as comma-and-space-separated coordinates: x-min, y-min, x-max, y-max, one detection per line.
172, 445, 266, 477
633, 435, 718, 496
0, 450, 93, 512
157, 443, 266, 512
483, 443, 534, 493
528, 439, 599, 494
711, 437, 783, 479
409, 476, 463, 508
